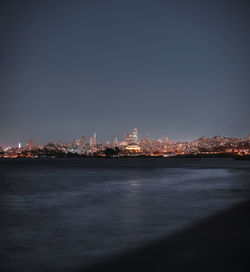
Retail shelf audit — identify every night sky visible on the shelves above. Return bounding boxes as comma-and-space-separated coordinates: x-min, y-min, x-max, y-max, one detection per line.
1, 0, 250, 145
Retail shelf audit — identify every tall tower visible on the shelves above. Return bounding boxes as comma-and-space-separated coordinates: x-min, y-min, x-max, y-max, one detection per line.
93, 132, 97, 145
113, 137, 119, 147
80, 136, 86, 146
90, 132, 97, 146
132, 128, 138, 143
125, 132, 133, 144
163, 137, 169, 144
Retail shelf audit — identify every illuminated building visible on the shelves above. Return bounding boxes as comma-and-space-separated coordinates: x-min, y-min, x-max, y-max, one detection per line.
113, 137, 119, 147
132, 128, 138, 143
125, 128, 138, 145
26, 140, 35, 149
90, 132, 97, 147
125, 133, 133, 144
72, 138, 81, 147
163, 137, 168, 144
57, 140, 63, 146
126, 144, 141, 152
80, 136, 86, 146
105, 140, 111, 147
18, 142, 22, 149
119, 141, 127, 146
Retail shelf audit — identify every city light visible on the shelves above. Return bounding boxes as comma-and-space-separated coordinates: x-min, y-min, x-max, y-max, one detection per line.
0, 130, 249, 158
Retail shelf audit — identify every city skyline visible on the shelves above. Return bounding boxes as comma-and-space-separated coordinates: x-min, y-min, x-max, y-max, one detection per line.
1, 1, 250, 145
1, 128, 250, 148
1, 129, 250, 147
1, 126, 249, 158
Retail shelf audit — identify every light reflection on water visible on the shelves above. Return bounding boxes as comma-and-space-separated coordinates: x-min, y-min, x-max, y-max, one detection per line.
0, 158, 250, 272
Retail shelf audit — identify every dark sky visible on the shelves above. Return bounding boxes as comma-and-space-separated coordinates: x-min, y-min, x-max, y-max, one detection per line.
1, 0, 250, 145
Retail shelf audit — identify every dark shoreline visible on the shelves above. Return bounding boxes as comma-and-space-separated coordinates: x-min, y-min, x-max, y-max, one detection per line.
1, 157, 250, 170
85, 200, 250, 272
1, 154, 249, 160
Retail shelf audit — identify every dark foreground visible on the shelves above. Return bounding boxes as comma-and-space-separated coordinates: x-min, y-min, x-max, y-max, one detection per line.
1, 158, 249, 271
86, 200, 250, 272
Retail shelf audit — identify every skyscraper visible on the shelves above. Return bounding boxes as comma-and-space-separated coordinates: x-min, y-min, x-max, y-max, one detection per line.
90, 132, 97, 146
125, 132, 133, 145
132, 128, 138, 143
125, 128, 138, 145
80, 136, 86, 146
113, 137, 119, 147
26, 140, 35, 149
163, 137, 169, 144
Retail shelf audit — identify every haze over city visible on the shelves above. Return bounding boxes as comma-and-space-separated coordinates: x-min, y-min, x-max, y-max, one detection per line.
1, 0, 250, 145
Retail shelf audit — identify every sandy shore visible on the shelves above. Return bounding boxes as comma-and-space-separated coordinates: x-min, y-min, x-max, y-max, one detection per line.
85, 200, 250, 272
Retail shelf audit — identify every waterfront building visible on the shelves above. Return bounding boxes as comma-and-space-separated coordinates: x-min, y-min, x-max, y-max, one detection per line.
126, 144, 141, 153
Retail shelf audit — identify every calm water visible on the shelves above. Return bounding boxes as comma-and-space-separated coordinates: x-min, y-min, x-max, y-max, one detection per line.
0, 158, 250, 272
